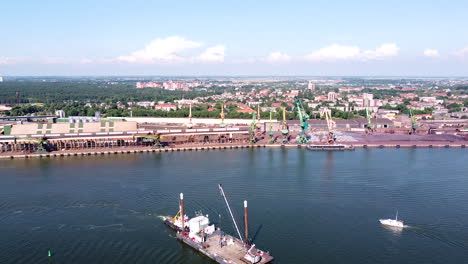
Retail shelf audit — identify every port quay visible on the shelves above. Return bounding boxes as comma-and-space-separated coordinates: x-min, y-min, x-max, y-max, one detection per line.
0, 116, 466, 159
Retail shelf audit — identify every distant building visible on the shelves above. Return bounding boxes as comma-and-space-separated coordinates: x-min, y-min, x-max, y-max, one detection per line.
55, 110, 65, 118
419, 97, 437, 103
68, 116, 101, 123
433, 108, 449, 119
307, 81, 315, 90
236, 108, 256, 114
136, 101, 155, 108
376, 109, 399, 120
363, 93, 374, 106
0, 104, 12, 111
0, 76, 3, 82
260, 106, 277, 113
136, 81, 162, 89
154, 104, 177, 111
327, 92, 337, 102
450, 111, 468, 119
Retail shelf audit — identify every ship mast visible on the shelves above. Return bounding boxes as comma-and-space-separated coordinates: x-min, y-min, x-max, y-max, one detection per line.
218, 184, 244, 242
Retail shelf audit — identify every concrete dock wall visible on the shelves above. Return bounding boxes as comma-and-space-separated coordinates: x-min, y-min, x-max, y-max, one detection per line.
0, 143, 465, 160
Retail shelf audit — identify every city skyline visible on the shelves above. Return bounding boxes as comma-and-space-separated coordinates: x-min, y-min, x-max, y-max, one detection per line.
1, 0, 468, 76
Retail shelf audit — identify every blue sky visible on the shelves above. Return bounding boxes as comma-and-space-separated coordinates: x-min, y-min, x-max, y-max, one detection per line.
1, 0, 468, 76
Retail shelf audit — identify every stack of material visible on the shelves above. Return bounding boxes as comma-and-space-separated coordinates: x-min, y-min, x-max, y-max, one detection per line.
307, 131, 358, 142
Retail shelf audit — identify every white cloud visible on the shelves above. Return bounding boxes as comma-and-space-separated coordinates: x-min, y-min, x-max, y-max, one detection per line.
195, 45, 225, 63
362, 43, 399, 59
117, 36, 203, 63
265, 52, 291, 63
424, 48, 439, 57
0, 57, 25, 65
306, 44, 361, 61
40, 57, 72, 64
79, 58, 94, 64
305, 43, 399, 61
457, 46, 468, 57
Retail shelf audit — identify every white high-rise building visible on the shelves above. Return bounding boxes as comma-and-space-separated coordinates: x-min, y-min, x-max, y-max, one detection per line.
0, 76, 3, 82
307, 81, 315, 90
363, 93, 374, 107
55, 110, 65, 118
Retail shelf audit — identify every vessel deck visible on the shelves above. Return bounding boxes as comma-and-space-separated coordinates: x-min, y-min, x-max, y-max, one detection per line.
177, 231, 273, 264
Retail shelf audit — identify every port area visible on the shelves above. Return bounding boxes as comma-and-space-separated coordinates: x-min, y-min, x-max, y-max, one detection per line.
176, 230, 273, 264
0, 140, 467, 159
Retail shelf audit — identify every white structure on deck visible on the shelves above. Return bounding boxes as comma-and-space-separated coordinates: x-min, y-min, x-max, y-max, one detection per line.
187, 215, 215, 243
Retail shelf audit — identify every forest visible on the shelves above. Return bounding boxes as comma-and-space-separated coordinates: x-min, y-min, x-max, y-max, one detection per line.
0, 81, 221, 104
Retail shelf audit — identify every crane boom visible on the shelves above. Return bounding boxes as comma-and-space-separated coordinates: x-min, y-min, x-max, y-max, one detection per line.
250, 113, 257, 144
295, 98, 310, 144
220, 103, 226, 127
218, 184, 244, 242
409, 108, 418, 134
268, 111, 274, 144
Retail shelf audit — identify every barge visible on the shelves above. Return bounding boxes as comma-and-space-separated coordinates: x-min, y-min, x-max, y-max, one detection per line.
166, 186, 274, 264
307, 144, 355, 151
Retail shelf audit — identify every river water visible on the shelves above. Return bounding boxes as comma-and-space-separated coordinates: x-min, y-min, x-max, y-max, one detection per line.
0, 148, 467, 264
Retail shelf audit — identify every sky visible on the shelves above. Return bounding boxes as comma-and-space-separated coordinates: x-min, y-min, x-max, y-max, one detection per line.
1, 0, 468, 76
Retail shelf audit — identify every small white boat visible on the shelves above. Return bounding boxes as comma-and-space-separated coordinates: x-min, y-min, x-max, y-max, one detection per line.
379, 211, 404, 228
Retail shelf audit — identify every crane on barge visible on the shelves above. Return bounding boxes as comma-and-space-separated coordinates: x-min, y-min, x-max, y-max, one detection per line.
295, 98, 310, 144
218, 184, 244, 243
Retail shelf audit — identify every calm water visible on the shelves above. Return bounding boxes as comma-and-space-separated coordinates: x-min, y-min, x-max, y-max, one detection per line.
1, 148, 468, 264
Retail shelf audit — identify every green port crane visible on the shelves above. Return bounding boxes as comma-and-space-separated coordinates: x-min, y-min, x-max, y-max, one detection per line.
295, 98, 310, 144
409, 108, 418, 135
365, 106, 373, 134
250, 113, 257, 144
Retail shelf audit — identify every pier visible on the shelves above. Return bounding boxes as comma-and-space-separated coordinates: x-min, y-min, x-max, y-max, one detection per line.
0, 142, 466, 159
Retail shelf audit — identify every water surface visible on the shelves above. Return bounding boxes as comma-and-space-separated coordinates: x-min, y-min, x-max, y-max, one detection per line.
1, 148, 467, 263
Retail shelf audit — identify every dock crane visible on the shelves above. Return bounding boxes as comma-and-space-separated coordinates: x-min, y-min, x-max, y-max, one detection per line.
267, 111, 275, 144
295, 98, 310, 144
321, 107, 336, 144
14, 136, 51, 154
187, 103, 193, 128
409, 108, 418, 135
249, 113, 257, 144
281, 107, 289, 144
134, 133, 165, 148
365, 106, 373, 134
220, 103, 226, 128
257, 105, 261, 122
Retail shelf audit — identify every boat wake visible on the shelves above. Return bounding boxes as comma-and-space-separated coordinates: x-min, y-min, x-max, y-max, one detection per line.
157, 215, 171, 221
407, 226, 468, 250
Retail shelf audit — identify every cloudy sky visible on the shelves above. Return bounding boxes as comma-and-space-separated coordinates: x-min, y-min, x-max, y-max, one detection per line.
1, 0, 468, 76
